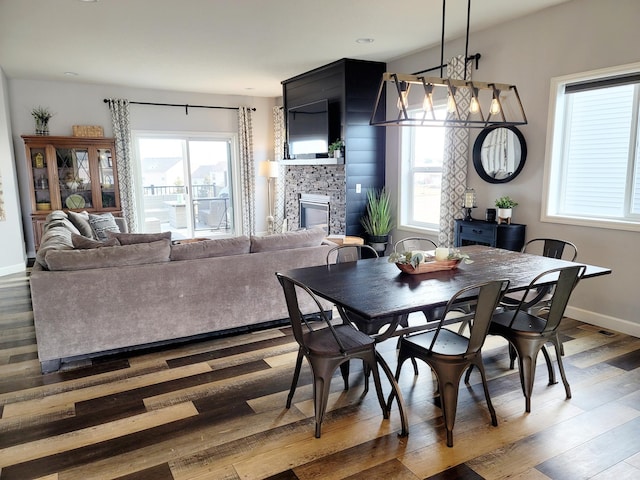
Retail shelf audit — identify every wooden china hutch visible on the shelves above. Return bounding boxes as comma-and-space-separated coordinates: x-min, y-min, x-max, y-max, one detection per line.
22, 135, 121, 249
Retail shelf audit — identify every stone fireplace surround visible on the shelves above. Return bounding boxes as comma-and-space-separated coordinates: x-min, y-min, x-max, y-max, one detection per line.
284, 164, 346, 234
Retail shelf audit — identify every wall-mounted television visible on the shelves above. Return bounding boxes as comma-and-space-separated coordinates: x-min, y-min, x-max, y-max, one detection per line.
287, 99, 329, 158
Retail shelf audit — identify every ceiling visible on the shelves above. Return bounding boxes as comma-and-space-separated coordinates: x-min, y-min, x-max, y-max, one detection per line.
0, 0, 571, 98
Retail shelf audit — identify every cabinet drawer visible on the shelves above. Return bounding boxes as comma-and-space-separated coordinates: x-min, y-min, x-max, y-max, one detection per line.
458, 224, 496, 244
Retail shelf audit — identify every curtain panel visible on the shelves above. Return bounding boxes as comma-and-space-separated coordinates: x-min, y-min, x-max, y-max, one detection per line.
238, 107, 256, 235
438, 55, 471, 247
272, 106, 286, 233
106, 98, 138, 233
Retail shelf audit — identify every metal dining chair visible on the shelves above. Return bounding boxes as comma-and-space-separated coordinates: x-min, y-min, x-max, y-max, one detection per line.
327, 244, 418, 382
393, 236, 437, 253
390, 279, 510, 447
501, 238, 578, 314
478, 264, 586, 413
276, 273, 389, 438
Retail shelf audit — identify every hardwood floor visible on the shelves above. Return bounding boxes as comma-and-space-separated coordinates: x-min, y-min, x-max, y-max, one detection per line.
1, 270, 639, 479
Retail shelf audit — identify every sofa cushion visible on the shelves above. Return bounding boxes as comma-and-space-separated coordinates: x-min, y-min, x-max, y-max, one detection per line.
35, 224, 75, 268
45, 239, 171, 271
67, 211, 95, 238
170, 236, 251, 261
107, 231, 172, 245
250, 228, 326, 253
71, 233, 120, 249
88, 213, 121, 241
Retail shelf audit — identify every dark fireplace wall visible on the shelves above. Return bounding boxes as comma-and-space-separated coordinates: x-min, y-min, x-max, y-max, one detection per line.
285, 165, 346, 234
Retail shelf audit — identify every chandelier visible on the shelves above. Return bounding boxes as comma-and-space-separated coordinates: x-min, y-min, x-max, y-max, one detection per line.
370, 0, 527, 128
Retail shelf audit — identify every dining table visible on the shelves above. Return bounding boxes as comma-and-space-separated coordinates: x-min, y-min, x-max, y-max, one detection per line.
280, 245, 612, 436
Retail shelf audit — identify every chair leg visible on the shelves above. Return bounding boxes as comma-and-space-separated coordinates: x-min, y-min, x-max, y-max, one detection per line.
312, 374, 330, 438
552, 339, 572, 399
511, 340, 539, 413
472, 357, 498, 427
339, 361, 350, 391
508, 343, 517, 369
435, 371, 463, 447
541, 345, 557, 385
286, 348, 304, 408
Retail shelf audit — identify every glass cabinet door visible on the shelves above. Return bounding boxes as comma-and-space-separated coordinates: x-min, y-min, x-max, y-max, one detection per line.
56, 147, 93, 209
98, 148, 118, 209
31, 147, 51, 212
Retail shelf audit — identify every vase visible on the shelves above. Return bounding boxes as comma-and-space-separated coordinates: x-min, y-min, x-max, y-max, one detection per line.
35, 118, 49, 136
497, 208, 512, 224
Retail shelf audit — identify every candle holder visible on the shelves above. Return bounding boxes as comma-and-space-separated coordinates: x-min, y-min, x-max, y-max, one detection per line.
462, 206, 476, 221
462, 188, 477, 221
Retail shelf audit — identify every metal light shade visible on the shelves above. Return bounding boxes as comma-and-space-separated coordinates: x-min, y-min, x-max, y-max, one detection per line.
370, 72, 527, 128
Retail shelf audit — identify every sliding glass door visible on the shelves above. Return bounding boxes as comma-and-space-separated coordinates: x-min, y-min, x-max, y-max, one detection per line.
134, 134, 236, 239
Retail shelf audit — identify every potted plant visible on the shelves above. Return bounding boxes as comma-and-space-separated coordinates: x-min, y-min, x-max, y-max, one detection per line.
31, 106, 53, 136
361, 187, 393, 255
328, 139, 344, 158
495, 196, 518, 224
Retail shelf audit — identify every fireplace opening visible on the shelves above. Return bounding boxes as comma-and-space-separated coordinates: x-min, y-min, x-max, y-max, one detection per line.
299, 194, 330, 233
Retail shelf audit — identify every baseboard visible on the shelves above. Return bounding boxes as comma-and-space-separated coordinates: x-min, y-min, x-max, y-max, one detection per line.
0, 262, 27, 277
565, 306, 640, 338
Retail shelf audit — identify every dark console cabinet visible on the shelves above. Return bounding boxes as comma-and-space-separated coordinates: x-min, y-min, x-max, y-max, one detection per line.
454, 219, 526, 252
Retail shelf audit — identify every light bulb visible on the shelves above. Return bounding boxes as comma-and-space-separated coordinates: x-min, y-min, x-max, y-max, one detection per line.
490, 98, 501, 115
397, 90, 409, 110
422, 92, 433, 112
470, 96, 480, 114
447, 93, 456, 113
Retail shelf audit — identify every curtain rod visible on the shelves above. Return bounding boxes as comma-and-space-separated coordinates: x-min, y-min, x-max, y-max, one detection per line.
411, 53, 481, 76
102, 99, 256, 115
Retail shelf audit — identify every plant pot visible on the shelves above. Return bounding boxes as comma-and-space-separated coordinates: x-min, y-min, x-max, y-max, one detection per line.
497, 208, 512, 224
367, 234, 389, 256
35, 118, 49, 136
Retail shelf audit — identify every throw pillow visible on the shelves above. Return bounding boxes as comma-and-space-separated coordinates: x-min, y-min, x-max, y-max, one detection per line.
107, 231, 172, 245
250, 227, 326, 253
88, 213, 121, 241
170, 236, 250, 261
45, 239, 171, 271
67, 211, 95, 239
35, 225, 75, 269
71, 233, 120, 249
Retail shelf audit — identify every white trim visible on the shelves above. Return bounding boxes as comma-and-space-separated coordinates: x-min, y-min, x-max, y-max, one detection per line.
0, 262, 27, 277
566, 306, 640, 338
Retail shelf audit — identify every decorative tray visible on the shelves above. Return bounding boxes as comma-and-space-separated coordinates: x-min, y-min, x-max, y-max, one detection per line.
395, 258, 462, 275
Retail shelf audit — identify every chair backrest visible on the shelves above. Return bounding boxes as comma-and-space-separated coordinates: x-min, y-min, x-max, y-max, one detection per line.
523, 238, 578, 262
507, 265, 585, 332
275, 273, 346, 353
394, 237, 437, 253
428, 279, 510, 354
327, 244, 378, 264
543, 264, 586, 333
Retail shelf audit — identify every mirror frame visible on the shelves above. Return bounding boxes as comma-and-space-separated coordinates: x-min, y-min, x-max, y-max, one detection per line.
472, 125, 527, 183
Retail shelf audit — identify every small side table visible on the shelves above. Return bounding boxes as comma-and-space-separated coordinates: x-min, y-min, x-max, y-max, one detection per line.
325, 235, 364, 246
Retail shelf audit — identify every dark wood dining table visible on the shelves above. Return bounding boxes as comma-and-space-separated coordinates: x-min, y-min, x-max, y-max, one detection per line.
280, 245, 612, 436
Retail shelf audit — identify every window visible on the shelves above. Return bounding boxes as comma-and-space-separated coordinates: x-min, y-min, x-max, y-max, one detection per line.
133, 133, 238, 237
399, 107, 446, 231
543, 63, 640, 231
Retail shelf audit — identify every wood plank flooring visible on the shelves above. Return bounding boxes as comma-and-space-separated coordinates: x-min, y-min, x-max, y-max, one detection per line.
1, 270, 639, 479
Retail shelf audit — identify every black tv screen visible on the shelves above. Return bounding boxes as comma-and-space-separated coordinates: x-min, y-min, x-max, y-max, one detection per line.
287, 99, 329, 158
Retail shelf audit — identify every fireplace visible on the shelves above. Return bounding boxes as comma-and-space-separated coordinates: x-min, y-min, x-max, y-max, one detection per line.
299, 194, 330, 233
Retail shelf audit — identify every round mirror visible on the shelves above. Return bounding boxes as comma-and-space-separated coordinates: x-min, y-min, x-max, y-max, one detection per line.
472, 125, 527, 183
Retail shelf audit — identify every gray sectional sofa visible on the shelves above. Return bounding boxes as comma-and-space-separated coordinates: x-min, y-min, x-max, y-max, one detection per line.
30, 211, 333, 372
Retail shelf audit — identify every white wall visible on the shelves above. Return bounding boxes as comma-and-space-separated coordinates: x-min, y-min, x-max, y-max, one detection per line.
0, 67, 27, 275
8, 79, 277, 256
387, 0, 640, 336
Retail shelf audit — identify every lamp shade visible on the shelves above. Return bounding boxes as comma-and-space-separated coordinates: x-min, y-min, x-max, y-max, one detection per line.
259, 160, 280, 178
